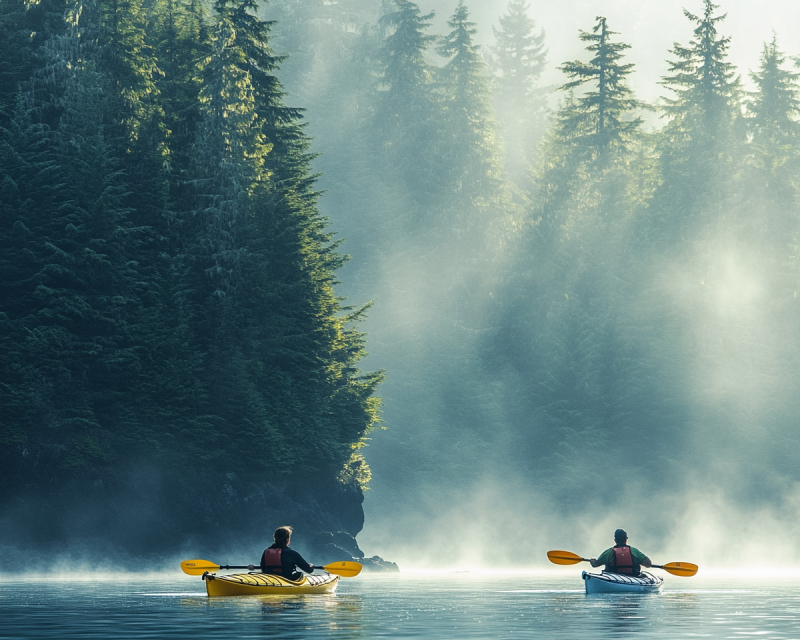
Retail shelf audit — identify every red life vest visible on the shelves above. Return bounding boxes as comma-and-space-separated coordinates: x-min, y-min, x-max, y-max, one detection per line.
262, 548, 283, 575
611, 545, 636, 575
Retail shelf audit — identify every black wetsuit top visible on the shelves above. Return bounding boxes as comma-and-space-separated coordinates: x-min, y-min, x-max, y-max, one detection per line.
260, 545, 314, 580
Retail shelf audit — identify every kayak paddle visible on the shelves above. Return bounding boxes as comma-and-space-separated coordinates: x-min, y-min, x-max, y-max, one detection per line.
180, 559, 363, 578
547, 550, 589, 565
651, 562, 698, 577
547, 550, 698, 577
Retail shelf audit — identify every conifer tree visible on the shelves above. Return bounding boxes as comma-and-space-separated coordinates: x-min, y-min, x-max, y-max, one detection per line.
0, 0, 383, 486
0, 0, 68, 126
717, 36, 800, 268
489, 0, 547, 181
436, 1, 502, 205
557, 16, 641, 164
375, 0, 439, 198
181, 0, 382, 477
151, 0, 210, 187
652, 0, 742, 244
533, 16, 642, 244
96, 0, 170, 234
192, 0, 269, 299
660, 0, 739, 144
481, 18, 648, 502
745, 37, 800, 216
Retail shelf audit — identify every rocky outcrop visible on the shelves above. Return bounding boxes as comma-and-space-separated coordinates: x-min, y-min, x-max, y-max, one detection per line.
0, 444, 398, 571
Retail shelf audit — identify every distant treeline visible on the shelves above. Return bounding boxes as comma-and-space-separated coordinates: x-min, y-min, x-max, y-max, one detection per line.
0, 0, 384, 486
3, 0, 800, 516
256, 0, 800, 517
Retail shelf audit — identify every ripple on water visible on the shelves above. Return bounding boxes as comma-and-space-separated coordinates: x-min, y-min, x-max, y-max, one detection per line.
1, 574, 799, 639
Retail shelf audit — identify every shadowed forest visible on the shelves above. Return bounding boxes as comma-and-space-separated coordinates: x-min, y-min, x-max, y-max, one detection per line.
3, 0, 800, 566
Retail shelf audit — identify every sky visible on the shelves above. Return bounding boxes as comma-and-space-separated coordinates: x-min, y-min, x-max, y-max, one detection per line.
427, 0, 800, 103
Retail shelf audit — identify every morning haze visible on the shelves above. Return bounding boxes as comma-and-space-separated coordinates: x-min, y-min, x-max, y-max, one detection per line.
263, 0, 800, 571
2, 0, 799, 574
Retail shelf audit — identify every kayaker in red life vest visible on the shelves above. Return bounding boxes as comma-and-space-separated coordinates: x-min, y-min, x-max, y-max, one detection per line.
258, 526, 315, 581
589, 529, 652, 576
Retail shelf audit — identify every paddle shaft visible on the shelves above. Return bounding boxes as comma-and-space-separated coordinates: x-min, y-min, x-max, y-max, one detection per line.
181, 558, 362, 577
547, 550, 696, 576
213, 564, 325, 572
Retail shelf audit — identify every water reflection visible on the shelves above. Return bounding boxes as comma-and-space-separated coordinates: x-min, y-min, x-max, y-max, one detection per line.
255, 594, 367, 639
594, 597, 647, 635
3, 574, 800, 639
194, 592, 370, 638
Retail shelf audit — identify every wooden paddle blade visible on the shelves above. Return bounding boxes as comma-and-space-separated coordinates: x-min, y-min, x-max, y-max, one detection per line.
547, 550, 585, 565
322, 561, 362, 577
181, 559, 220, 575
660, 562, 698, 577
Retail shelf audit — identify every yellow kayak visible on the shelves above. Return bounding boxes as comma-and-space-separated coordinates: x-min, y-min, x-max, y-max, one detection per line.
203, 572, 339, 596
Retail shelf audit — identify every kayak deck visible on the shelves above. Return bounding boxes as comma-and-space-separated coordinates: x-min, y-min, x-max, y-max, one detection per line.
582, 570, 663, 594
204, 572, 339, 596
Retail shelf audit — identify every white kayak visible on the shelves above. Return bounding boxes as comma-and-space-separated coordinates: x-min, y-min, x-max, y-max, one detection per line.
582, 570, 664, 594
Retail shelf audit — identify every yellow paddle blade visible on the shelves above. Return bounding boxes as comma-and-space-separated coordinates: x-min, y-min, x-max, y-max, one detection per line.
660, 562, 698, 577
181, 559, 220, 576
181, 558, 362, 578
547, 550, 585, 565
322, 561, 362, 578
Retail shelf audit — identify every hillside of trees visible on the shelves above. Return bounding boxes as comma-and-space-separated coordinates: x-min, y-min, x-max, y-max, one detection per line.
3, 0, 800, 559
257, 0, 800, 556
0, 0, 384, 519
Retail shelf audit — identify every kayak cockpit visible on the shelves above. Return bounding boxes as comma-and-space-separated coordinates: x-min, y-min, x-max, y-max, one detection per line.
582, 570, 664, 594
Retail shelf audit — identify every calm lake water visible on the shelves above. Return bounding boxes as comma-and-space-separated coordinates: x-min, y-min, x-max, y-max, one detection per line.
1, 572, 799, 639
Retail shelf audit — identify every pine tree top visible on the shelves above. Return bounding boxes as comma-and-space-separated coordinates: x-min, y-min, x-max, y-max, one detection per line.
491, 0, 546, 88
556, 16, 641, 157
747, 36, 800, 140
660, 0, 740, 130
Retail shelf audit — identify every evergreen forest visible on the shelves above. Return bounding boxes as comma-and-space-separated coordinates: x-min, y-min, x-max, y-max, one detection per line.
0, 0, 383, 492
3, 0, 800, 561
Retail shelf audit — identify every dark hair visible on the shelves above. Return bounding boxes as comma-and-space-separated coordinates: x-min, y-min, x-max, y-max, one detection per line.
274, 526, 293, 547
614, 528, 628, 544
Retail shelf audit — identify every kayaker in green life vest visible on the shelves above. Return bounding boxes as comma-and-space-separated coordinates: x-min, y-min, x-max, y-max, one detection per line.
589, 528, 652, 576
259, 526, 316, 581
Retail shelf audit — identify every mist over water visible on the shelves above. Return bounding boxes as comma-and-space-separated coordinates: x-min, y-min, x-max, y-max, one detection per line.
258, 0, 800, 573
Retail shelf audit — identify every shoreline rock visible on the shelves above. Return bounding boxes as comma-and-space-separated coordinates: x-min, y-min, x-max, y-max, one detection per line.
0, 444, 398, 571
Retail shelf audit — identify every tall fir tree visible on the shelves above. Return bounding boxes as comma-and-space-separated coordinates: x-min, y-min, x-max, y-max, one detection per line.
481, 17, 654, 505
651, 0, 743, 246
0, 0, 68, 126
534, 16, 642, 245
743, 36, 800, 229
375, 0, 439, 201
435, 1, 503, 208
488, 0, 548, 182
557, 16, 641, 164
736, 37, 800, 312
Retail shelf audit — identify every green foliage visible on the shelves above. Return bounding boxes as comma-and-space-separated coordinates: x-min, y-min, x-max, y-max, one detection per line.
557, 17, 642, 163
488, 0, 548, 181
0, 0, 382, 489
744, 37, 800, 219
650, 0, 744, 246
531, 16, 643, 247
660, 0, 740, 142
374, 0, 440, 198
435, 1, 503, 204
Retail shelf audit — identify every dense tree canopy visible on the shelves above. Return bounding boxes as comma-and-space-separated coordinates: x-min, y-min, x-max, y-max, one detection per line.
0, 0, 382, 488
3, 0, 800, 554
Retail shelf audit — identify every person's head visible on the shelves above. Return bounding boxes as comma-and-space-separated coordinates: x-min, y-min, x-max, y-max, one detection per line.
614, 528, 628, 545
274, 526, 293, 548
